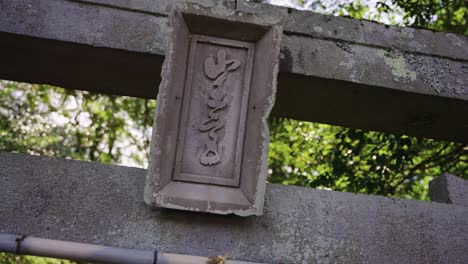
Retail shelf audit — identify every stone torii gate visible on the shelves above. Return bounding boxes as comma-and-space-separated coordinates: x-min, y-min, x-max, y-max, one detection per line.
0, 0, 467, 263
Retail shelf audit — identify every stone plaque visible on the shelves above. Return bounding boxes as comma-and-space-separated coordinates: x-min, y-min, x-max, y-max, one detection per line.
173, 36, 254, 187
144, 4, 282, 216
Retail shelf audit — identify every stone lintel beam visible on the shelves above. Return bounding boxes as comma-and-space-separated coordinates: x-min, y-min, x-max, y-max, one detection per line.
0, 152, 467, 263
0, 0, 467, 142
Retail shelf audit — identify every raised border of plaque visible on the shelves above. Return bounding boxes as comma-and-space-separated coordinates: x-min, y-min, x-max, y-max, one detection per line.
144, 4, 282, 216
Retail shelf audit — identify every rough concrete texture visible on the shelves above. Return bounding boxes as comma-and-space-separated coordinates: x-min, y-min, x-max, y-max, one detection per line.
1, 152, 467, 263
430, 173, 468, 207
0, 0, 467, 143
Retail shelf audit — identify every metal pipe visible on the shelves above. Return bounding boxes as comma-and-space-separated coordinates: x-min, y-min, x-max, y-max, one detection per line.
0, 233, 261, 264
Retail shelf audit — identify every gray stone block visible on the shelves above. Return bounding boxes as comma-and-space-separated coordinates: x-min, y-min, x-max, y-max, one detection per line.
430, 173, 468, 207
1, 152, 467, 263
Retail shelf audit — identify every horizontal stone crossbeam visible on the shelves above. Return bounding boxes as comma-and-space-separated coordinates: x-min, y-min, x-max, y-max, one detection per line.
0, 152, 467, 263
0, 0, 467, 142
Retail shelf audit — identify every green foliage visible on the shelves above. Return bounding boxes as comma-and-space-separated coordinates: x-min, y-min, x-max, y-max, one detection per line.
268, 118, 467, 200
0, 253, 75, 264
0, 81, 154, 167
378, 0, 468, 34
339, 0, 370, 19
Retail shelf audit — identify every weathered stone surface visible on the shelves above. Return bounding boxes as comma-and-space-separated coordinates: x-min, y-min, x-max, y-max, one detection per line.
144, 4, 282, 216
1, 0, 467, 142
430, 173, 468, 207
1, 152, 468, 263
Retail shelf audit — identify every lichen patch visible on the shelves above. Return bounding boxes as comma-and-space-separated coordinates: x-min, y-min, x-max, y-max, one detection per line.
378, 50, 417, 84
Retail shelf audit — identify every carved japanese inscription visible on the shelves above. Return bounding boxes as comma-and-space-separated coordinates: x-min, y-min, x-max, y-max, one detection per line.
173, 36, 253, 187
199, 50, 240, 166
144, 5, 282, 215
